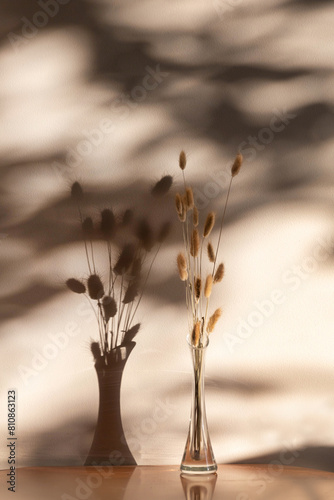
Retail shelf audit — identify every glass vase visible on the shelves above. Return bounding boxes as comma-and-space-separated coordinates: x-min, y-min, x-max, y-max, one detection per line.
85, 342, 136, 466
180, 337, 217, 474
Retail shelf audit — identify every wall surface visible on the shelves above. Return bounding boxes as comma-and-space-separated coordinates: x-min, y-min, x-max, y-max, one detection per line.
0, 0, 333, 470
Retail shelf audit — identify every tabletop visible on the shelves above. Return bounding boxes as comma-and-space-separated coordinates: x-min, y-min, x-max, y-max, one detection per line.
1, 464, 334, 500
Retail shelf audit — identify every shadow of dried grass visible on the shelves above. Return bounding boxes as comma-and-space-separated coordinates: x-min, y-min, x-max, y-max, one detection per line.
0, 0, 333, 471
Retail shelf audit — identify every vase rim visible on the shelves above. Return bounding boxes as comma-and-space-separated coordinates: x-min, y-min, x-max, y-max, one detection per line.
186, 334, 209, 350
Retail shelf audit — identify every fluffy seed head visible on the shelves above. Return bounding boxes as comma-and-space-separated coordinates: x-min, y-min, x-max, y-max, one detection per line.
190, 228, 200, 257
231, 153, 243, 177
179, 268, 188, 281
87, 274, 104, 300
204, 274, 213, 298
207, 242, 215, 263
179, 150, 187, 170
191, 320, 201, 347
193, 205, 199, 227
214, 263, 225, 283
178, 198, 187, 222
177, 253, 188, 281
203, 212, 215, 238
175, 193, 183, 215
182, 192, 188, 209
177, 252, 187, 270
195, 277, 202, 303
66, 278, 86, 294
186, 187, 194, 209
207, 308, 222, 334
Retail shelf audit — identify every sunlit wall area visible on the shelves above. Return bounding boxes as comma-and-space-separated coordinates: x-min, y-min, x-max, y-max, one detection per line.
0, 0, 333, 469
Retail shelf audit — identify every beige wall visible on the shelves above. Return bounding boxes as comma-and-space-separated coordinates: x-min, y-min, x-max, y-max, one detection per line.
0, 0, 333, 468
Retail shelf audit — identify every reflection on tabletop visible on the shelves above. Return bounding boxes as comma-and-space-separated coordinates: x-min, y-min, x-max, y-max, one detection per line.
180, 473, 217, 500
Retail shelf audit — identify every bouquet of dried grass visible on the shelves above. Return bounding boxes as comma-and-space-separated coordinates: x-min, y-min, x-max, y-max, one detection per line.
66, 178, 172, 365
175, 151, 243, 347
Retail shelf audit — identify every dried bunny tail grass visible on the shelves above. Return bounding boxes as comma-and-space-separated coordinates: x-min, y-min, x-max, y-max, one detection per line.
191, 320, 201, 347
204, 274, 213, 298
177, 252, 187, 270
207, 242, 215, 263
71, 181, 83, 202
193, 205, 199, 227
87, 274, 104, 300
203, 211, 215, 238
195, 277, 202, 303
179, 210, 186, 223
214, 263, 225, 283
151, 175, 173, 197
158, 221, 171, 243
177, 252, 188, 280
179, 150, 187, 170
66, 278, 86, 294
182, 193, 189, 211
175, 194, 186, 222
102, 295, 117, 321
175, 193, 183, 214
190, 228, 200, 257
186, 187, 194, 209
179, 268, 188, 281
207, 308, 222, 334
231, 153, 243, 177
178, 197, 187, 222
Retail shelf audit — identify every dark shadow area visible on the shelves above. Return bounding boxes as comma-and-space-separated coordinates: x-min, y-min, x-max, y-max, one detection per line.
233, 446, 334, 473
288, 0, 333, 7
0, 281, 62, 321
85, 343, 137, 466
27, 417, 94, 467
212, 65, 314, 83
166, 375, 277, 397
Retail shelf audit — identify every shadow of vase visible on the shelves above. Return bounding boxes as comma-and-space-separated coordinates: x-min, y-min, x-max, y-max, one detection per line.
85, 342, 137, 466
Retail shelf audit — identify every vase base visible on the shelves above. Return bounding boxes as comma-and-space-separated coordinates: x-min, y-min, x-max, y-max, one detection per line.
180, 463, 218, 475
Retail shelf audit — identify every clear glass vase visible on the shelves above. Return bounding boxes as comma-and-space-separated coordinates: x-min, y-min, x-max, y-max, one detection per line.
180, 337, 217, 474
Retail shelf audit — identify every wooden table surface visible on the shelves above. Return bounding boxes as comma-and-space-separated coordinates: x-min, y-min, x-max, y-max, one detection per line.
1, 464, 334, 499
